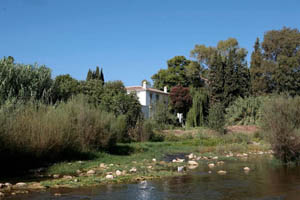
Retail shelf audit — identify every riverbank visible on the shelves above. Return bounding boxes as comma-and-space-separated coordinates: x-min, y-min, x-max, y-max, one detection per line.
0, 128, 272, 198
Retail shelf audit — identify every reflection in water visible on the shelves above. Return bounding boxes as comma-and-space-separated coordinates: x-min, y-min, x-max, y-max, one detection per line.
5, 156, 300, 200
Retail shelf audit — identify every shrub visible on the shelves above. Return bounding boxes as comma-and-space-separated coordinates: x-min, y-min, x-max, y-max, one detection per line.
208, 103, 225, 134
225, 96, 267, 125
261, 96, 300, 163
0, 95, 120, 172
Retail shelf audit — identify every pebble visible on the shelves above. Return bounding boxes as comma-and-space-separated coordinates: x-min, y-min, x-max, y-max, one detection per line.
63, 175, 73, 179
217, 170, 227, 175
53, 174, 60, 178
212, 156, 218, 160
217, 161, 225, 165
177, 166, 185, 172
54, 193, 61, 196
99, 163, 107, 168
15, 182, 27, 187
130, 167, 137, 173
188, 160, 198, 166
152, 158, 157, 162
87, 170, 96, 175
116, 170, 122, 176
188, 153, 194, 159
106, 174, 114, 179
208, 163, 215, 168
244, 167, 250, 171
0, 192, 4, 197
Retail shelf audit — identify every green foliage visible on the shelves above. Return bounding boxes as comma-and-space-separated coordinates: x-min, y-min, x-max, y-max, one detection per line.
208, 103, 225, 134
151, 56, 204, 90
186, 89, 209, 127
251, 27, 300, 96
86, 66, 104, 84
152, 100, 177, 129
191, 38, 250, 107
261, 96, 300, 163
0, 57, 52, 104
0, 95, 120, 171
225, 96, 268, 125
52, 74, 79, 102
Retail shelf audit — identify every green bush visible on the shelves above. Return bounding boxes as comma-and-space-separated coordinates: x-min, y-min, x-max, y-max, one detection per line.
208, 103, 225, 134
0, 95, 120, 171
225, 96, 268, 125
261, 96, 300, 163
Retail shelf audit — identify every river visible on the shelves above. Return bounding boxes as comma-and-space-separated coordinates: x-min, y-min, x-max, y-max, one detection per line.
5, 156, 300, 200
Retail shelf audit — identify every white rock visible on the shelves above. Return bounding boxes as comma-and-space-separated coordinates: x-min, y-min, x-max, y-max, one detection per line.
87, 170, 96, 175
99, 163, 107, 168
188, 153, 194, 159
147, 166, 152, 169
130, 167, 137, 173
188, 160, 198, 166
0, 183, 3, 188
4, 183, 12, 187
63, 175, 73, 179
208, 163, 215, 168
116, 170, 122, 176
243, 153, 248, 157
53, 174, 60, 178
212, 156, 218, 160
244, 167, 250, 171
208, 171, 212, 174
0, 192, 4, 197
54, 193, 61, 196
217, 170, 227, 175
109, 164, 114, 166
152, 158, 157, 162
172, 159, 177, 163
106, 174, 114, 179
177, 166, 184, 172
15, 182, 27, 187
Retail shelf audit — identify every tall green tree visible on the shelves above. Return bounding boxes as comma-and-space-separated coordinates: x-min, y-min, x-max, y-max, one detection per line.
259, 27, 300, 95
100, 68, 105, 83
52, 74, 79, 102
151, 56, 204, 90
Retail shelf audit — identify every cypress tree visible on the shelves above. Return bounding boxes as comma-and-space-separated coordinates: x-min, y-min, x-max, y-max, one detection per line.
95, 66, 100, 80
86, 69, 93, 81
100, 68, 105, 83
250, 38, 267, 95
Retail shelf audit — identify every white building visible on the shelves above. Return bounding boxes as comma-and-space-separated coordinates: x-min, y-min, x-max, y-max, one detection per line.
126, 81, 169, 118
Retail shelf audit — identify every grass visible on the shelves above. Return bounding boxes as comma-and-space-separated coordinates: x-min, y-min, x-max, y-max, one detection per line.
38, 129, 270, 188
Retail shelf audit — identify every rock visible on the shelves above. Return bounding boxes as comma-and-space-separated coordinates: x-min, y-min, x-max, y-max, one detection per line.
54, 193, 61, 196
15, 182, 27, 188
132, 161, 137, 164
217, 161, 225, 165
188, 165, 198, 169
152, 158, 157, 162
188, 153, 194, 159
63, 175, 73, 179
53, 174, 60, 178
122, 170, 127, 175
203, 156, 208, 160
106, 174, 114, 179
173, 158, 184, 163
172, 159, 177, 163
188, 160, 198, 166
243, 153, 248, 157
177, 166, 185, 172
196, 157, 201, 160
208, 171, 212, 174
76, 170, 82, 174
130, 167, 137, 173
4, 183, 12, 188
217, 170, 227, 175
87, 170, 96, 175
77, 161, 84, 164
244, 167, 250, 171
208, 163, 215, 168
116, 170, 122, 176
11, 192, 16, 195
0, 183, 3, 189
27, 183, 46, 190
212, 156, 218, 160
0, 192, 4, 197
109, 164, 114, 166
74, 179, 79, 182
99, 163, 106, 168
147, 166, 152, 169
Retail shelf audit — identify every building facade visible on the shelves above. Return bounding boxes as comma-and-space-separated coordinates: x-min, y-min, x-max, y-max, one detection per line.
126, 81, 169, 118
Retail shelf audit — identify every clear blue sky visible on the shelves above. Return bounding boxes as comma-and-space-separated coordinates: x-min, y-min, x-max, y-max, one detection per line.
1, 0, 299, 86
